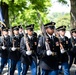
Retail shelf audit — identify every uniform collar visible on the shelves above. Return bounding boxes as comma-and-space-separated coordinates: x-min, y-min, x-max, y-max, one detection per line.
19, 31, 23, 34
73, 36, 76, 39
15, 34, 19, 37
3, 35, 8, 38
47, 33, 53, 39
60, 35, 65, 39
28, 35, 32, 39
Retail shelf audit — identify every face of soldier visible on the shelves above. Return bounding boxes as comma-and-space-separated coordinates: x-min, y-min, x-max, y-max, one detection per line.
2, 31, 8, 36
59, 30, 65, 36
8, 30, 12, 36
55, 31, 60, 37
72, 32, 76, 37
13, 30, 19, 35
27, 30, 33, 36
19, 28, 23, 33
46, 28, 54, 35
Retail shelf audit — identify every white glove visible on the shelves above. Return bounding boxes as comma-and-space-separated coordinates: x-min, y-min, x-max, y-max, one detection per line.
26, 50, 32, 55
61, 49, 65, 54
46, 50, 53, 56
2, 46, 6, 50
58, 65, 62, 69
11, 47, 16, 51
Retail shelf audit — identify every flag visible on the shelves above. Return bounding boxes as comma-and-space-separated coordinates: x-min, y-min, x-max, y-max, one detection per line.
0, 6, 4, 22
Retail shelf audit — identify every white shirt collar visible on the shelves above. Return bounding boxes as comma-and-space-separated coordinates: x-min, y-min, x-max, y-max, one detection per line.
47, 33, 53, 39
15, 34, 19, 37
4, 35, 8, 38
60, 35, 65, 38
28, 35, 32, 39
73, 36, 76, 39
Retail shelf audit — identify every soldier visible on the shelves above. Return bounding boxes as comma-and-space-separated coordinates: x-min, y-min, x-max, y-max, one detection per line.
8, 26, 22, 75
18, 25, 24, 37
57, 26, 71, 75
69, 28, 76, 69
0, 21, 6, 36
0, 28, 10, 75
20, 24, 37, 75
71, 28, 76, 75
37, 22, 60, 75
55, 28, 60, 38
8, 28, 13, 36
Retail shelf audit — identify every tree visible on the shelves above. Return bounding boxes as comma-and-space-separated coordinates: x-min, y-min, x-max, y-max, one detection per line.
56, 13, 70, 30
70, 0, 76, 28
58, 0, 76, 28
48, 12, 70, 30
0, 0, 51, 29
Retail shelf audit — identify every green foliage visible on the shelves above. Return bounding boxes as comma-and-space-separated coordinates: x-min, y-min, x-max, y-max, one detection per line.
58, 0, 67, 4
48, 12, 65, 21
0, 0, 51, 30
56, 13, 70, 30
29, 0, 51, 11
48, 12, 70, 30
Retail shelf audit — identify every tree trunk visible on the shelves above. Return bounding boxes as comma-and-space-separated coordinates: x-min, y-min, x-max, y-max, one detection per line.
1, 2, 9, 28
70, 0, 76, 28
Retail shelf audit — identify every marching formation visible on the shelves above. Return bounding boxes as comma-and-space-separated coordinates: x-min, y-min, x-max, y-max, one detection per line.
0, 20, 76, 75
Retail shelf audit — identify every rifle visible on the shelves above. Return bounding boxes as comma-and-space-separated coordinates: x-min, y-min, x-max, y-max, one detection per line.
56, 36, 64, 50
20, 23, 31, 51
37, 12, 56, 56
54, 30, 63, 50
10, 27, 20, 50
20, 23, 32, 64
0, 36, 6, 49
0, 21, 6, 49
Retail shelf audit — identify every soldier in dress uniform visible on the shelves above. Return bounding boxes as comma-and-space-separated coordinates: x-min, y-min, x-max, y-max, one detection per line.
8, 26, 22, 75
37, 22, 60, 75
20, 24, 37, 75
69, 28, 76, 72
18, 25, 24, 37
56, 26, 71, 75
0, 28, 10, 75
69, 28, 76, 69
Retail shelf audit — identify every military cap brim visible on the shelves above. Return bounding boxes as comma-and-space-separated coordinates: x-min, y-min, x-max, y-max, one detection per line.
26, 24, 34, 30
13, 26, 19, 30
2, 28, 8, 32
71, 28, 76, 33
56, 26, 66, 31
44, 21, 56, 27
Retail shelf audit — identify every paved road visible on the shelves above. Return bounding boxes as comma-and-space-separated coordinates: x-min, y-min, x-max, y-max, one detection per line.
1, 65, 76, 75
0, 57, 76, 75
